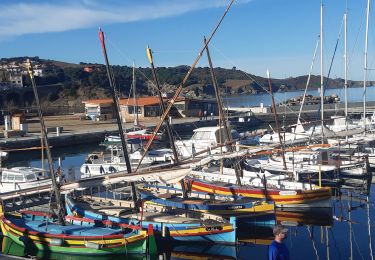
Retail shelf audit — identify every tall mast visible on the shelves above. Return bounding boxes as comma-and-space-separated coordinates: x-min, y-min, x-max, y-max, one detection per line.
26, 59, 65, 225
267, 69, 287, 170
320, 2, 325, 142
364, 0, 371, 130
146, 46, 179, 164
132, 61, 139, 127
344, 11, 348, 129
99, 29, 140, 211
204, 37, 230, 142
204, 36, 242, 185
98, 29, 132, 173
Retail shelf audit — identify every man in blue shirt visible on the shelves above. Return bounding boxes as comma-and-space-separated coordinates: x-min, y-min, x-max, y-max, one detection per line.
269, 224, 290, 260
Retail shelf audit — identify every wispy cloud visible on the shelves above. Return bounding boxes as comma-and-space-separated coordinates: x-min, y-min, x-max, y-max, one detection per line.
0, 0, 251, 39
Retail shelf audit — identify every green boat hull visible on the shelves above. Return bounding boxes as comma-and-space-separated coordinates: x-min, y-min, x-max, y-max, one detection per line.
6, 231, 147, 256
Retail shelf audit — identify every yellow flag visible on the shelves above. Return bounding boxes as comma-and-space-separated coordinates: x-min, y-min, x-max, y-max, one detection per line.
146, 46, 153, 64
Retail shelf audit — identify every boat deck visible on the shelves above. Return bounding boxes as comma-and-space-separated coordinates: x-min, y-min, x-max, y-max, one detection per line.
74, 198, 204, 224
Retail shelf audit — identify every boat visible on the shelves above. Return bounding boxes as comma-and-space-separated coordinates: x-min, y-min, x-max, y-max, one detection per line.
245, 151, 338, 181
0, 235, 147, 260
80, 146, 173, 177
101, 137, 144, 152
328, 146, 371, 179
105, 126, 164, 142
0, 167, 52, 193
0, 208, 153, 256
174, 126, 238, 159
65, 192, 237, 244
259, 128, 311, 146
185, 176, 332, 208
139, 183, 275, 215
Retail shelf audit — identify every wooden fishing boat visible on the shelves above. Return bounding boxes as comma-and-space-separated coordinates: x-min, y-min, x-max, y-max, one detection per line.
0, 208, 154, 256
185, 177, 332, 208
65, 193, 236, 244
0, 234, 147, 260
140, 183, 275, 215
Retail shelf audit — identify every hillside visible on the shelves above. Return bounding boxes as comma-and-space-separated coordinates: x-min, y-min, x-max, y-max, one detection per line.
1, 57, 371, 110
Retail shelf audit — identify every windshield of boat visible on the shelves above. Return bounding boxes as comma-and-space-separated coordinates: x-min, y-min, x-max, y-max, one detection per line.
192, 131, 212, 141
2, 173, 27, 182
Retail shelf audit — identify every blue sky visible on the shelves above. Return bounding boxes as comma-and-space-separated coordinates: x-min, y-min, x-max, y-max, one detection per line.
0, 0, 373, 80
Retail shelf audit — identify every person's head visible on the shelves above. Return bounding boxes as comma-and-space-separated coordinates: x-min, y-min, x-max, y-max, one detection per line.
273, 224, 288, 242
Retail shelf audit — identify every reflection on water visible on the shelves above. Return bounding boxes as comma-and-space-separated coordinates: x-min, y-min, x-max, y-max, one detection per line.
1, 144, 375, 259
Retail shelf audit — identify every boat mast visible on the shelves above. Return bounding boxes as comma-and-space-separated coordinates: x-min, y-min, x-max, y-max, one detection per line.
204, 36, 242, 185
344, 11, 348, 130
267, 69, 287, 170
363, 0, 371, 130
146, 46, 179, 164
320, 2, 325, 143
99, 29, 140, 210
26, 59, 65, 225
99, 28, 132, 173
134, 0, 235, 171
133, 61, 139, 127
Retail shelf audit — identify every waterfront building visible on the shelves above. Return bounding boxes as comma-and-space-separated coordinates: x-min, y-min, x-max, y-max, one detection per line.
82, 96, 217, 121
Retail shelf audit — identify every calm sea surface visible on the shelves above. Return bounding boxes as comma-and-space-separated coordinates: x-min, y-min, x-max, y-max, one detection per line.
2, 142, 375, 259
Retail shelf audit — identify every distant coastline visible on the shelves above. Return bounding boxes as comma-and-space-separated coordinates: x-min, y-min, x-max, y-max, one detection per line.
223, 85, 375, 108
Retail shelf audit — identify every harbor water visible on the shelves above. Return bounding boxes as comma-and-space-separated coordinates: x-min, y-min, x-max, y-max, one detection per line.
223, 85, 375, 108
2, 143, 374, 259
